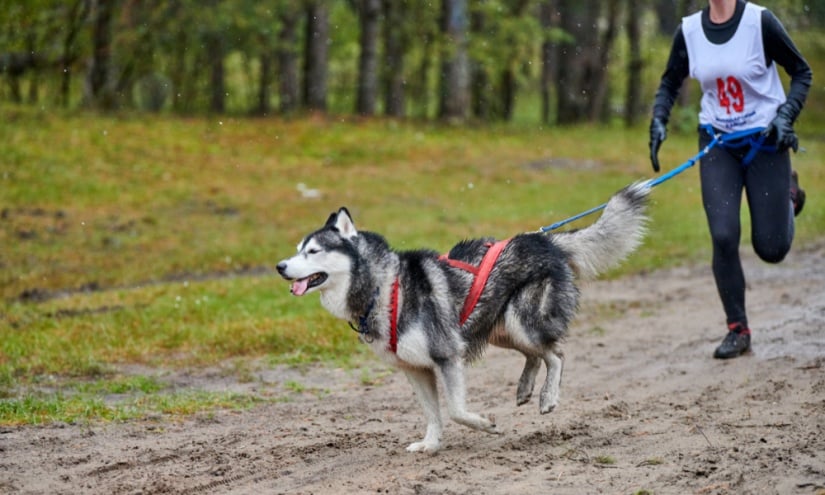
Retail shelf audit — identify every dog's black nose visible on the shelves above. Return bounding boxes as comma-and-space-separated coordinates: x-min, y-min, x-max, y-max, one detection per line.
276, 262, 288, 276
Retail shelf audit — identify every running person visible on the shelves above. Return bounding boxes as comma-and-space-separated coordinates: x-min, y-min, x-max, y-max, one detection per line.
649, 0, 812, 359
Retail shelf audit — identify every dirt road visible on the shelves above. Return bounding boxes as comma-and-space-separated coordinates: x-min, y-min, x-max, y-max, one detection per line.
2, 242, 824, 495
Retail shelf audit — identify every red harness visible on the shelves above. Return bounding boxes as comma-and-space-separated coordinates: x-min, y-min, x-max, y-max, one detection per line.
440, 240, 511, 325
388, 277, 400, 354
387, 239, 510, 354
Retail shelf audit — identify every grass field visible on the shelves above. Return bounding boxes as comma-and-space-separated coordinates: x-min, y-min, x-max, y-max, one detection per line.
1, 106, 823, 424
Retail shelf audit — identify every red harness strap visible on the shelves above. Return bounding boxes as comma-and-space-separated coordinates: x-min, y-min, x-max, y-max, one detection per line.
388, 277, 400, 353
388, 239, 509, 354
441, 239, 510, 326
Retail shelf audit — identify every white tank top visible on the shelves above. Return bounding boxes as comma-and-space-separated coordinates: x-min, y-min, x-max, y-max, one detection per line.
682, 3, 785, 132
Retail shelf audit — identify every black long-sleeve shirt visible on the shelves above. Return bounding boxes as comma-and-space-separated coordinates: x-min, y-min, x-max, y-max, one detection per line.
653, 0, 812, 124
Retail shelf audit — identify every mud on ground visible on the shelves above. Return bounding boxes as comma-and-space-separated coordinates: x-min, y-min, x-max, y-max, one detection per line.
1, 242, 824, 495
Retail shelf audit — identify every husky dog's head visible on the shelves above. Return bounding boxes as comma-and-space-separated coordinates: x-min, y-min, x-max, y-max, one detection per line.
276, 207, 358, 297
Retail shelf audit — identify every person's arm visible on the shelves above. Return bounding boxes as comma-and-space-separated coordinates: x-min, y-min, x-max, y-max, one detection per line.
649, 26, 690, 172
762, 9, 812, 122
652, 26, 690, 124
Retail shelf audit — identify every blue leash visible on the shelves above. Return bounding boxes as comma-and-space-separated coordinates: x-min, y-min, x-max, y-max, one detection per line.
539, 133, 723, 232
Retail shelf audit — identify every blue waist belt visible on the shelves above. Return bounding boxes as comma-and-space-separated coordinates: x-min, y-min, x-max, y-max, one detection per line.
700, 124, 777, 165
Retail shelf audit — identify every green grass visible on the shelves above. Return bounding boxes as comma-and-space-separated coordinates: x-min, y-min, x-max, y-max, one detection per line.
0, 371, 266, 425
0, 387, 265, 425
2, 106, 824, 425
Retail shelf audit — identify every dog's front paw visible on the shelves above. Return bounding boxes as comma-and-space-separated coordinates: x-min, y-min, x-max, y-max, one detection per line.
516, 391, 532, 406
483, 414, 501, 435
406, 440, 440, 453
539, 397, 559, 414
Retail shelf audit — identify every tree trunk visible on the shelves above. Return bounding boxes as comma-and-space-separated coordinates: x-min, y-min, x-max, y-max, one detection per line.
499, 0, 531, 122
624, 0, 643, 126
356, 0, 381, 116
304, 2, 329, 112
471, 63, 492, 120
256, 51, 273, 115
382, 0, 406, 117
117, 0, 156, 111
539, 0, 558, 124
438, 0, 470, 121
469, 8, 492, 120
87, 0, 115, 110
60, 0, 90, 107
23, 32, 39, 104
586, 0, 619, 122
206, 33, 225, 113
500, 69, 516, 121
554, 0, 616, 124
7, 68, 21, 103
164, 0, 186, 112
170, 25, 190, 112
654, 0, 681, 35
554, 0, 586, 123
278, 7, 301, 115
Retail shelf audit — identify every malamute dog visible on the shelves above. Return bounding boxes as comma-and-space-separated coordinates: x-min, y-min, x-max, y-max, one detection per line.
277, 183, 649, 452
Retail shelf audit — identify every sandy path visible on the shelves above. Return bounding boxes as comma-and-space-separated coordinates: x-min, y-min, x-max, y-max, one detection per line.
2, 242, 824, 495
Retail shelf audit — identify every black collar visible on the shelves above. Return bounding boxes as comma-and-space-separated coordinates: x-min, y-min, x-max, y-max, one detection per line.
348, 287, 380, 343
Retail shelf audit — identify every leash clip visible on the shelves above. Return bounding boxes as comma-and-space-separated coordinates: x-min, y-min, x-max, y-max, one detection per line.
348, 320, 375, 343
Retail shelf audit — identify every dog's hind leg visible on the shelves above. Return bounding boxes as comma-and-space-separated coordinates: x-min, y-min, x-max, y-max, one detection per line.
436, 359, 498, 434
539, 348, 564, 414
516, 355, 542, 406
403, 368, 443, 453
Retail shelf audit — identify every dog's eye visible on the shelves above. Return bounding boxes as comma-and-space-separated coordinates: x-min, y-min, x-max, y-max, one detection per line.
307, 248, 320, 255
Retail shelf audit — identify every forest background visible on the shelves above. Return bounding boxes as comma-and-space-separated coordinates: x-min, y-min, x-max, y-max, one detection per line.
2, 0, 824, 129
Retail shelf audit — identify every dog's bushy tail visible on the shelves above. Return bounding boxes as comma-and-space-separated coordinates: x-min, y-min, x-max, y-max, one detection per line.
551, 181, 650, 280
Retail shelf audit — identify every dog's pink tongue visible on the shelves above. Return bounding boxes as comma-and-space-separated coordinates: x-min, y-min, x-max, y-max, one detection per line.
291, 279, 309, 296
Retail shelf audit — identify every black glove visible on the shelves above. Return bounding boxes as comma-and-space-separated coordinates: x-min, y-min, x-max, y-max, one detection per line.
649, 117, 667, 173
762, 105, 799, 153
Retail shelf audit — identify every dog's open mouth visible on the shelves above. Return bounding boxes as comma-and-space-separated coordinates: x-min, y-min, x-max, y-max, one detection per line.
290, 272, 328, 296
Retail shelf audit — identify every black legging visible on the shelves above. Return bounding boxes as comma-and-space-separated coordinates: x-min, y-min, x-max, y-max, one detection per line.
698, 130, 795, 329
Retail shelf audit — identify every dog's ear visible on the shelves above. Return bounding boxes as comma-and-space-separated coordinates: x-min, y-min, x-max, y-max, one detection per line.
333, 207, 358, 239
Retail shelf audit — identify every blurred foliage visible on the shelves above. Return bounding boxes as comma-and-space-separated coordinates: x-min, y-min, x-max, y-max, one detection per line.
1, 0, 822, 126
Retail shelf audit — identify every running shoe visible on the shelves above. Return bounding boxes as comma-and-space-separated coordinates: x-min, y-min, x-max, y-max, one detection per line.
713, 323, 752, 359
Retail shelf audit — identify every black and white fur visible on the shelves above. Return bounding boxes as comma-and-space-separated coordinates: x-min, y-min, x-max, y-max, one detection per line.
277, 183, 649, 453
